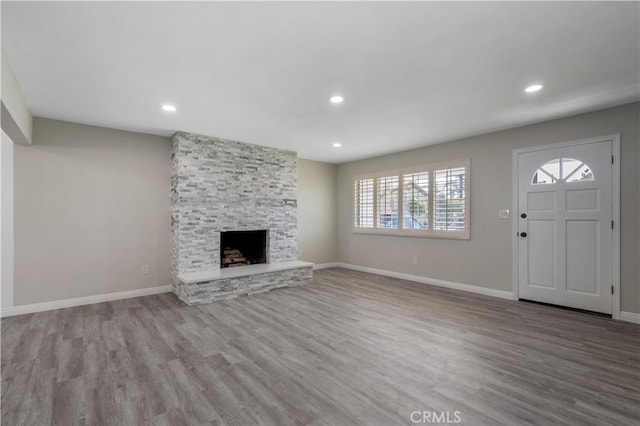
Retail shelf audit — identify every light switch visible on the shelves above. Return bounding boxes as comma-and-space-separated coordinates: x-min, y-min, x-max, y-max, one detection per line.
498, 209, 510, 219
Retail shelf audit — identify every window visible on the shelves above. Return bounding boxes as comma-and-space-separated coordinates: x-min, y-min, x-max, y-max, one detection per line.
532, 158, 594, 185
354, 178, 374, 228
353, 159, 470, 239
403, 172, 429, 230
434, 166, 466, 231
377, 175, 399, 229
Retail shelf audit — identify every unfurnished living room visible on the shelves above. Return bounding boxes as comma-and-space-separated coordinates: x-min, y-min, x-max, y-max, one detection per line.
0, 1, 639, 425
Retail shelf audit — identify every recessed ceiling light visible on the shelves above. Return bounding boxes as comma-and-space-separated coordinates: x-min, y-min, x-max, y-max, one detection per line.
525, 84, 543, 93
329, 95, 344, 104
332, 142, 342, 148
162, 104, 177, 112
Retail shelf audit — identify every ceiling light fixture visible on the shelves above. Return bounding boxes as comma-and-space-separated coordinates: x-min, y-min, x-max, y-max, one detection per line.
525, 84, 543, 93
329, 95, 344, 104
162, 104, 177, 112
332, 142, 342, 148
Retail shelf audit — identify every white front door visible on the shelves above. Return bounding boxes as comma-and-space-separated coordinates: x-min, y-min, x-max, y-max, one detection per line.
517, 140, 613, 314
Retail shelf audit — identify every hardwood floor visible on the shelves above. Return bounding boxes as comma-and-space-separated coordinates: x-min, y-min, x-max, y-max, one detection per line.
2, 267, 639, 425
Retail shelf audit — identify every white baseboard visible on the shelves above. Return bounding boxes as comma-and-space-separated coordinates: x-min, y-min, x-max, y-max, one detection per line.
0, 285, 172, 318
329, 262, 515, 300
4, 270, 634, 324
313, 262, 340, 270
620, 311, 640, 324
324, 264, 640, 322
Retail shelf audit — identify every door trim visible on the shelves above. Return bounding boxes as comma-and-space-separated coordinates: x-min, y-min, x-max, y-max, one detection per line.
511, 134, 621, 319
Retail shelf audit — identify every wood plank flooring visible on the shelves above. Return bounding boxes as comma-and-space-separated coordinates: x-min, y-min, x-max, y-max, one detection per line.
2, 268, 639, 425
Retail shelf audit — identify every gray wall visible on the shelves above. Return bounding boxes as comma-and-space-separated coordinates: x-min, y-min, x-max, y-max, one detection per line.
13, 104, 639, 313
14, 118, 172, 305
336, 102, 640, 314
13, 119, 338, 306
297, 159, 338, 265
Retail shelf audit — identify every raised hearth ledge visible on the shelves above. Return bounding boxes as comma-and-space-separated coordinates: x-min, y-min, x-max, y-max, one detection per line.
178, 260, 314, 284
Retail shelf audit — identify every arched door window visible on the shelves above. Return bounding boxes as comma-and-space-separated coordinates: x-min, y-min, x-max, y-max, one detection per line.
532, 158, 594, 185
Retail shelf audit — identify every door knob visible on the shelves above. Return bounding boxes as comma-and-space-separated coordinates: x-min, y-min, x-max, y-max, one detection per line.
521, 213, 527, 218
520, 232, 527, 237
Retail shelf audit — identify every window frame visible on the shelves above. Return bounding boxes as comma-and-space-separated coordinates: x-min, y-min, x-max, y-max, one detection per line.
352, 158, 470, 239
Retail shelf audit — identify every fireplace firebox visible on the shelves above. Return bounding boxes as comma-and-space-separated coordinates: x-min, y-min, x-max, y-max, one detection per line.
220, 230, 268, 268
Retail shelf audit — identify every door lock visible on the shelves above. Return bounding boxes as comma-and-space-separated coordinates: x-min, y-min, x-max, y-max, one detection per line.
521, 213, 527, 218
520, 232, 527, 237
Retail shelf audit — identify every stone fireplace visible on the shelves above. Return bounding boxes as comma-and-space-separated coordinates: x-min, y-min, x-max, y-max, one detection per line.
170, 132, 312, 305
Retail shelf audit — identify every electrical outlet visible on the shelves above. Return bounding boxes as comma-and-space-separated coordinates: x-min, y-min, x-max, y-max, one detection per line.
412, 256, 418, 265
141, 265, 149, 275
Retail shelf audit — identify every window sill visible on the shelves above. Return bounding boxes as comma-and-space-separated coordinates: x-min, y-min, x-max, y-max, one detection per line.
352, 228, 470, 240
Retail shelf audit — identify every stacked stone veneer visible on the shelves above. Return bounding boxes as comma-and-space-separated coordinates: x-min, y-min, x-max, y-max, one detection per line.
187, 268, 312, 303
171, 132, 312, 304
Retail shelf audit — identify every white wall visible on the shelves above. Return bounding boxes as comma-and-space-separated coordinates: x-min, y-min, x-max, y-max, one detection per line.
14, 118, 171, 306
337, 102, 640, 314
1, 130, 15, 308
297, 159, 337, 264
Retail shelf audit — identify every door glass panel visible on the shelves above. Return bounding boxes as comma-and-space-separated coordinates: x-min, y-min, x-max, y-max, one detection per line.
561, 158, 582, 179
540, 159, 560, 179
532, 158, 594, 184
532, 158, 559, 185
532, 170, 556, 185
565, 163, 594, 182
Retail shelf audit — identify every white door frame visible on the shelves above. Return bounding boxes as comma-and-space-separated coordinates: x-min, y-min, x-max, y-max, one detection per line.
512, 134, 621, 319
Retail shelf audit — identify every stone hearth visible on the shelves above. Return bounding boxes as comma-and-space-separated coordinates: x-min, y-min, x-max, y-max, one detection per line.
170, 132, 312, 304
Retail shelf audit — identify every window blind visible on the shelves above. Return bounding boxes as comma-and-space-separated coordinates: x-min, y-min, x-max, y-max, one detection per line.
353, 158, 469, 239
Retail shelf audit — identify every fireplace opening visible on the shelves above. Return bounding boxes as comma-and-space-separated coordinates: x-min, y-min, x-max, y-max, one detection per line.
220, 230, 268, 268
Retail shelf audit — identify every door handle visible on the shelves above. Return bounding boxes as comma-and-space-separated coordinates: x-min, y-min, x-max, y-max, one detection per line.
520, 232, 527, 237
521, 213, 527, 218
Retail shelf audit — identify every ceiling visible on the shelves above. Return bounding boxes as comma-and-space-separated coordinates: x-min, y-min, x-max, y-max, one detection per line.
2, 2, 638, 163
